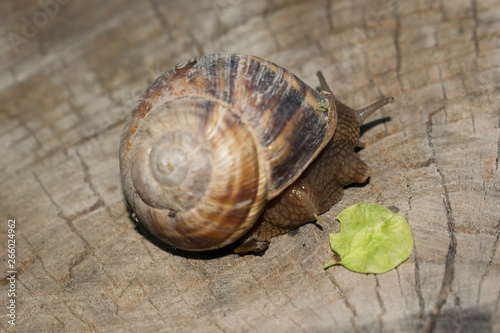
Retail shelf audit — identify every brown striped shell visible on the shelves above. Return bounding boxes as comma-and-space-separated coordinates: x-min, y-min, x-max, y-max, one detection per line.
119, 54, 337, 251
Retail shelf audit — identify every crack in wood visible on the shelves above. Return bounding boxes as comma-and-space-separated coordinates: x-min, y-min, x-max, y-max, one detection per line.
476, 220, 500, 303
188, 30, 205, 57
32, 169, 97, 284
0, 234, 36, 285
24, 235, 58, 284
214, 321, 228, 333
412, 244, 426, 317
197, 265, 226, 312
43, 305, 66, 330
60, 59, 86, 123
64, 200, 105, 225
423, 108, 458, 333
395, 267, 409, 314
471, 0, 480, 58
76, 151, 116, 222
63, 300, 95, 332
18, 115, 43, 149
277, 283, 298, 310
374, 275, 386, 315
496, 287, 500, 313
325, 0, 333, 33
438, 0, 447, 21
138, 282, 169, 325
263, 14, 281, 52
16, 279, 34, 300
148, 0, 172, 40
118, 279, 150, 316
289, 315, 307, 333
496, 130, 500, 171
140, 238, 157, 264
453, 294, 463, 331
116, 279, 134, 304
393, 14, 404, 92
350, 317, 358, 333
11, 117, 124, 181
315, 40, 325, 58
170, 277, 201, 319
324, 271, 357, 319
103, 268, 119, 289
241, 257, 280, 312
374, 275, 385, 332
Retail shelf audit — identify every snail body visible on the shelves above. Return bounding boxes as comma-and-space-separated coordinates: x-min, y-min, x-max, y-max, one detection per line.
119, 53, 393, 254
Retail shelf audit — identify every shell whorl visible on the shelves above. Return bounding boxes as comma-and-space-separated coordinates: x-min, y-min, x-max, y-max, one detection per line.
130, 100, 213, 211
119, 54, 337, 251
123, 97, 267, 250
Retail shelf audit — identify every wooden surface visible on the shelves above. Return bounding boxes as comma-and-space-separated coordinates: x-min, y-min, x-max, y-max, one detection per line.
1, 0, 499, 332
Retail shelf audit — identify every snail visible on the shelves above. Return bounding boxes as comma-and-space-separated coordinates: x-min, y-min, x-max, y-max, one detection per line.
119, 53, 394, 254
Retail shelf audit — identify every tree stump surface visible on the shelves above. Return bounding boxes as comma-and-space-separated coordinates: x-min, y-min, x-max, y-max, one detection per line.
1, 0, 499, 332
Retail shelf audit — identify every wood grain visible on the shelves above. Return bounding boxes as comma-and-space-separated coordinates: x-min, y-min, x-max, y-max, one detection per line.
1, 0, 499, 332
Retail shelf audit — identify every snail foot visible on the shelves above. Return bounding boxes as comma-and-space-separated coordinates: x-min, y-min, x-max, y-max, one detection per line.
232, 239, 269, 255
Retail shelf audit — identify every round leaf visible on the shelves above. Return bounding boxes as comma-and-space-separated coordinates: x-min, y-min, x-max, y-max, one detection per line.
326, 203, 413, 274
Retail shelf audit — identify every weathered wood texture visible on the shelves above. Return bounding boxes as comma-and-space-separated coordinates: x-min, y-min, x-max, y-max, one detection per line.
1, 0, 499, 332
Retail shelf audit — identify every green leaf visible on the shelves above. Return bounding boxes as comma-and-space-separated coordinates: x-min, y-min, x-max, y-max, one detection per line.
325, 203, 413, 274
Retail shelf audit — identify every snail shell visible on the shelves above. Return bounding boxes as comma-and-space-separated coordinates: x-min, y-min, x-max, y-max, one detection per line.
119, 54, 337, 251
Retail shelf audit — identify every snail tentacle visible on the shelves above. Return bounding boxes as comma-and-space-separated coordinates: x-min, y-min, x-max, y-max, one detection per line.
355, 97, 394, 124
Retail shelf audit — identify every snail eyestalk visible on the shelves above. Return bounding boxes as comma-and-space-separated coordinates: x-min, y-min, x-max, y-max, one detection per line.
316, 71, 341, 102
355, 97, 394, 124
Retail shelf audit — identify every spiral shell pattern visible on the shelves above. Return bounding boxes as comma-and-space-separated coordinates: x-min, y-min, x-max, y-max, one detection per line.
119, 54, 337, 250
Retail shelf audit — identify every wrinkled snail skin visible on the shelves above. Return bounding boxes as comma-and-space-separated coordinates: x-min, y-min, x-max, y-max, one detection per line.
120, 54, 338, 251
233, 89, 394, 253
